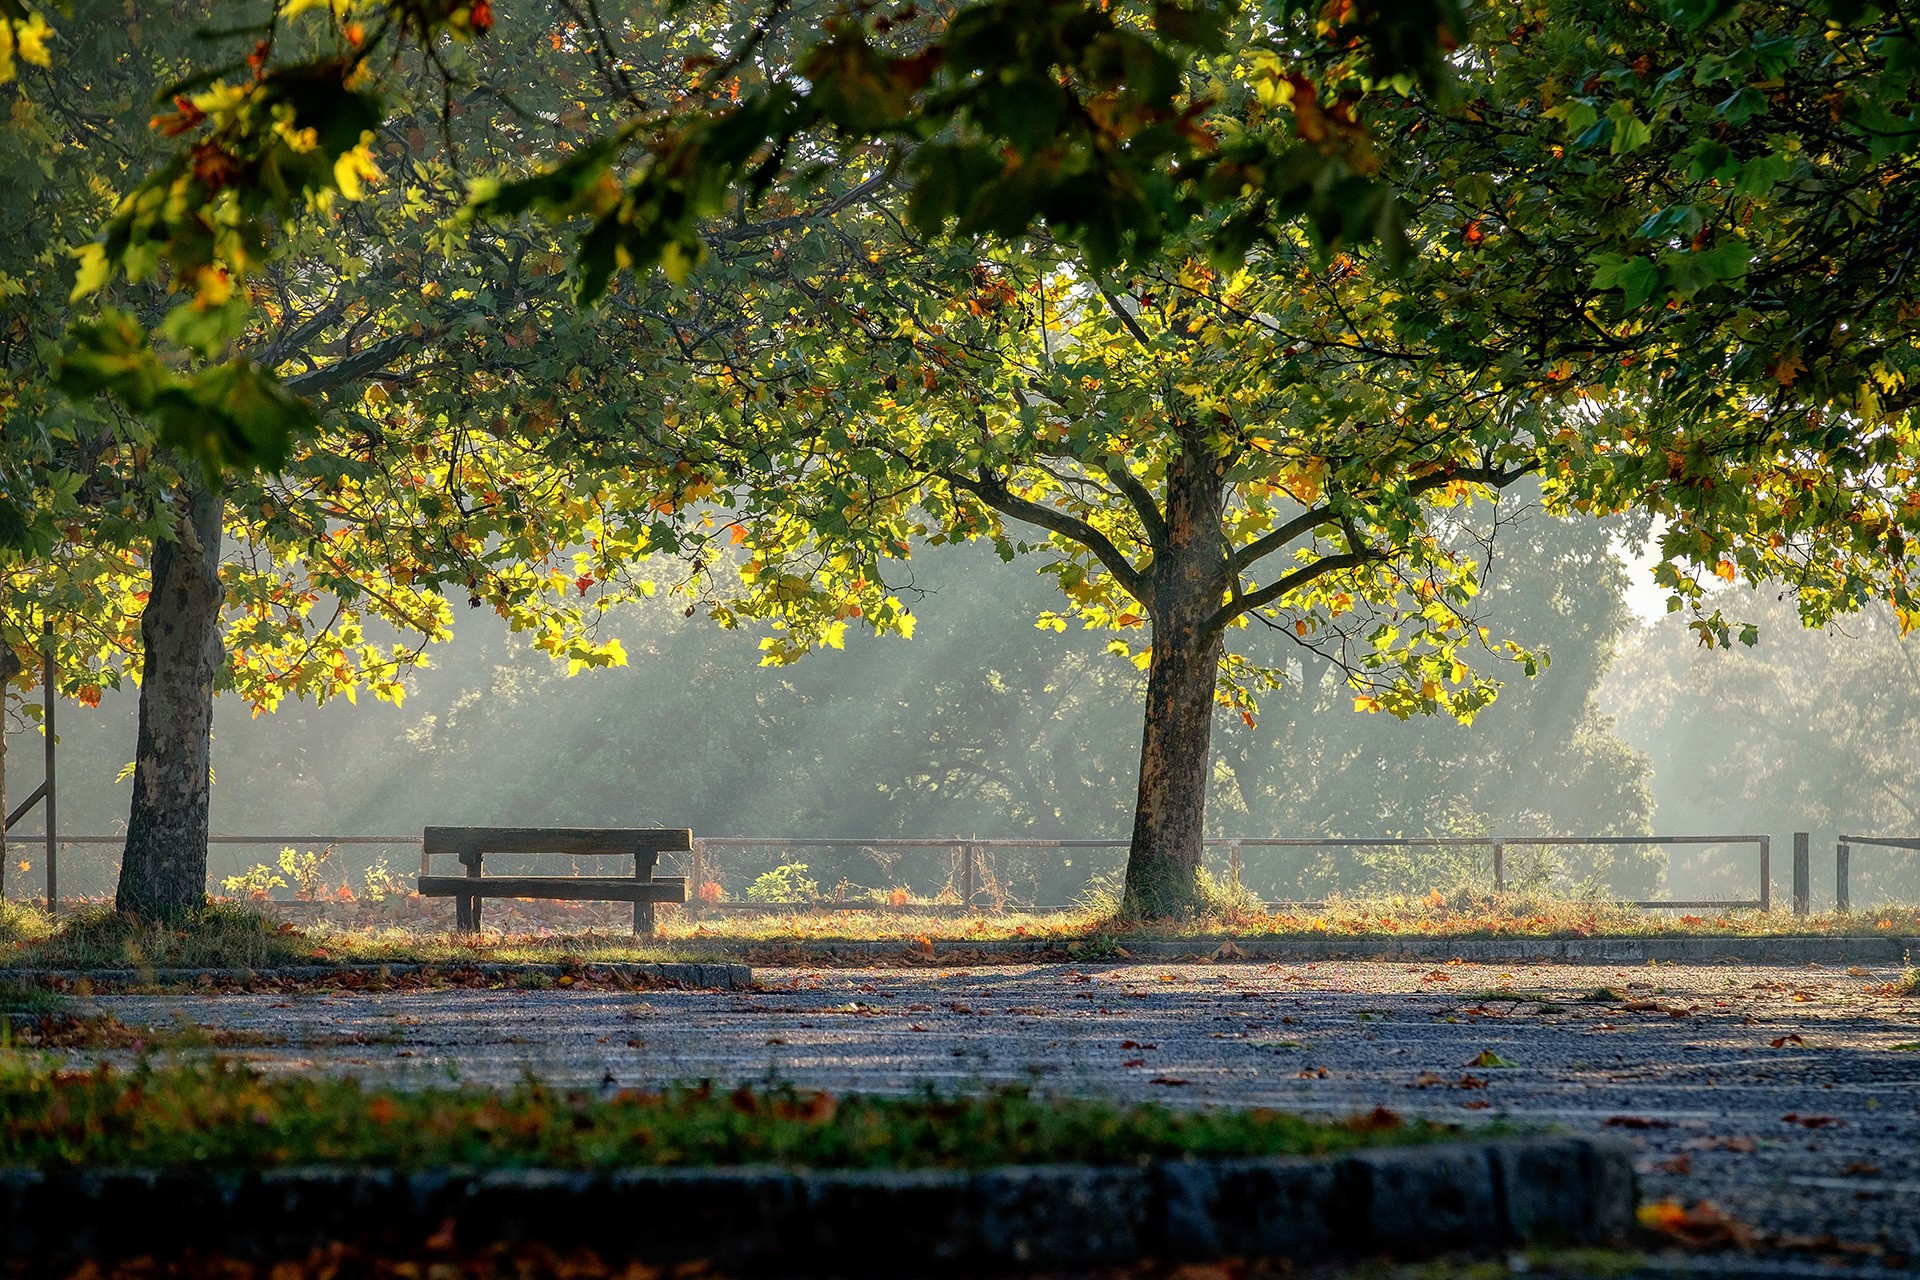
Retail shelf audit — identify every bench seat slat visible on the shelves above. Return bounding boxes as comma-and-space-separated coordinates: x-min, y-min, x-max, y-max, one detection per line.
423, 826, 693, 857
418, 874, 687, 903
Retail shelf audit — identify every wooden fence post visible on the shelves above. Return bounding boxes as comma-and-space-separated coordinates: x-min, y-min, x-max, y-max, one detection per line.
1759, 836, 1771, 912
1492, 841, 1505, 893
1835, 841, 1851, 914
690, 841, 705, 920
961, 841, 976, 908
1792, 832, 1810, 916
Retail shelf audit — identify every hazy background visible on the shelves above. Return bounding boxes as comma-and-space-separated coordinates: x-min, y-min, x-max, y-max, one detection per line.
6, 501, 1916, 909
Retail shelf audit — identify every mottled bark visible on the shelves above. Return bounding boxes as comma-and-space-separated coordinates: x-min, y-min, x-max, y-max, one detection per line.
116, 481, 224, 921
1121, 445, 1228, 920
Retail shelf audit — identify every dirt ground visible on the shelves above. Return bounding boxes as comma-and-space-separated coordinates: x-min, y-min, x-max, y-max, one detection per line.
74, 957, 1920, 1274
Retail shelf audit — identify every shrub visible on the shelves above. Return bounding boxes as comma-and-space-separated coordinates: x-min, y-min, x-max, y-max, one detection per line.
747, 863, 819, 904
221, 863, 287, 900
278, 846, 333, 900
362, 857, 409, 903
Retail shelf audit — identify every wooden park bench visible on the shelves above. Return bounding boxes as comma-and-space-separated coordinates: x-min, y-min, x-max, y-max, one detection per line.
417, 826, 691, 938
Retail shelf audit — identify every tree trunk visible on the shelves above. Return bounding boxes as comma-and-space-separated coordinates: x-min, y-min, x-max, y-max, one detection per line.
1121, 443, 1229, 919
1122, 618, 1224, 918
117, 480, 224, 922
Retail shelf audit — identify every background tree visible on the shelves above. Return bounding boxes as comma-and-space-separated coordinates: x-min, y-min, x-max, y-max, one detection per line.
21, 0, 657, 917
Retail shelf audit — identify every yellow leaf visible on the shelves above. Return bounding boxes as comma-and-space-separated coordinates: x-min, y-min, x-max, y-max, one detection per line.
14, 10, 50, 68
69, 243, 110, 301
332, 141, 379, 200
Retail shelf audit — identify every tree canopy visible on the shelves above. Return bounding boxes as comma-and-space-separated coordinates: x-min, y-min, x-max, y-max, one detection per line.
16, 0, 1920, 919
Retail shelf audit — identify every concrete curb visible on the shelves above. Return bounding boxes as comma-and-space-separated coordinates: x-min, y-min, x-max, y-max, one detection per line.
735, 934, 1920, 967
6, 961, 752, 990
0, 1136, 1634, 1272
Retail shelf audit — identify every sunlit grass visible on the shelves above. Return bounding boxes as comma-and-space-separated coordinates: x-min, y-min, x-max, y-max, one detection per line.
0, 1056, 1445, 1171
4, 893, 1916, 975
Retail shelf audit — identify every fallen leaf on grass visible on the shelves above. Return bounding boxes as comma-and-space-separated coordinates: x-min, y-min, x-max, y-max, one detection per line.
1769, 1033, 1806, 1048
1349, 1106, 1403, 1132
1637, 1200, 1755, 1248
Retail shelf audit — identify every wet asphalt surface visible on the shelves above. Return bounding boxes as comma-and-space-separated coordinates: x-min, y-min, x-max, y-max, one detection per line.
76, 959, 1920, 1274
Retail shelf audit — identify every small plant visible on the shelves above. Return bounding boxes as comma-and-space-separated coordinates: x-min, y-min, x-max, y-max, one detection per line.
277, 845, 333, 900
747, 862, 819, 904
0, 899, 54, 946
887, 887, 911, 908
1199, 867, 1263, 919
362, 857, 409, 904
696, 880, 726, 904
1074, 868, 1126, 916
221, 863, 287, 900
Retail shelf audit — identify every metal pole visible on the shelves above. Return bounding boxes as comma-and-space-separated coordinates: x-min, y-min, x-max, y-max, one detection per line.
1792, 832, 1810, 917
42, 620, 53, 915
1, 685, 7, 905
1759, 835, 1771, 912
1836, 841, 1851, 914
1492, 840, 1505, 893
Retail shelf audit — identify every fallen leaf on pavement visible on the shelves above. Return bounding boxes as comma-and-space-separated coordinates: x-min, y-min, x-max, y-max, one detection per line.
1769, 1033, 1806, 1048
1655, 1154, 1693, 1175
1782, 1113, 1844, 1129
1466, 1049, 1516, 1068
1150, 1075, 1189, 1086
1637, 1200, 1755, 1248
1605, 1116, 1673, 1129
1211, 940, 1248, 961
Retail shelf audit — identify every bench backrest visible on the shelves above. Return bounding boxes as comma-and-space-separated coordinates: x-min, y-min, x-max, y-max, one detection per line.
424, 826, 693, 862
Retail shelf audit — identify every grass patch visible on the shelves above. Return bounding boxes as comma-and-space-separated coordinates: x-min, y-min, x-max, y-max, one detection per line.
4, 904, 316, 971
9, 892, 1916, 978
0, 1058, 1450, 1172
0, 979, 69, 1020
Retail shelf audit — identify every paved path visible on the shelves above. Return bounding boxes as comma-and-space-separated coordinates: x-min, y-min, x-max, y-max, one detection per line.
82, 958, 1920, 1267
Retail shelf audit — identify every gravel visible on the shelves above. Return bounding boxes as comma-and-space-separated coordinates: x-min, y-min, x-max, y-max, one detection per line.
69, 957, 1920, 1267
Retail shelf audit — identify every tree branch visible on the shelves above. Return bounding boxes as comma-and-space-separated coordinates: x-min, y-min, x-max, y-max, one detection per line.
1089, 455, 1168, 551
945, 469, 1150, 602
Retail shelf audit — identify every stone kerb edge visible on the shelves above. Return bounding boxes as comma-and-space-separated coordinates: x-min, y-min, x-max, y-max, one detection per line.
4, 961, 752, 990
0, 1136, 1635, 1272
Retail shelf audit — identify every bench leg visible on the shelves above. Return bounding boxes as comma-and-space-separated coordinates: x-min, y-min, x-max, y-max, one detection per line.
633, 899, 655, 939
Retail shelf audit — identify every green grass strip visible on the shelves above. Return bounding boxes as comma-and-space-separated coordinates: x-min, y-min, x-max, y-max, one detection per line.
0, 1057, 1448, 1172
